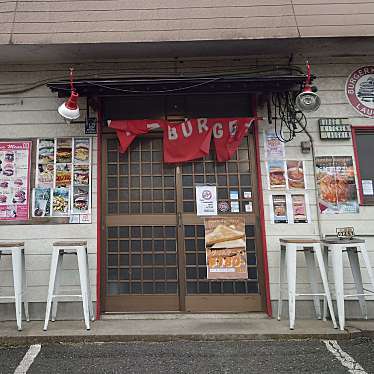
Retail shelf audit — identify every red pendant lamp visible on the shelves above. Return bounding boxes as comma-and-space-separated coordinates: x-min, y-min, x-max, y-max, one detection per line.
58, 68, 80, 122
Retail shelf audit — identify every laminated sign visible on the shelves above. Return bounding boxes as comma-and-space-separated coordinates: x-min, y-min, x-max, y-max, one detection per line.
204, 217, 248, 280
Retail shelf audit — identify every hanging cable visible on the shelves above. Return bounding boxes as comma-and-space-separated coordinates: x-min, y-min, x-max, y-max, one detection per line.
272, 90, 307, 143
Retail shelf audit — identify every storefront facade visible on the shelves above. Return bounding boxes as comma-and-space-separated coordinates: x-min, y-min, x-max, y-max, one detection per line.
1, 2, 374, 320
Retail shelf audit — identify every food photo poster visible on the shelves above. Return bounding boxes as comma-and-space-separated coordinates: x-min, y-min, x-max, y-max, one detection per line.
269, 194, 309, 224
315, 156, 359, 214
204, 216, 248, 280
34, 137, 92, 220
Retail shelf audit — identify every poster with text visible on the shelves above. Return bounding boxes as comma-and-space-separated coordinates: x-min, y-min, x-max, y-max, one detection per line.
287, 160, 306, 189
315, 156, 359, 214
32, 188, 52, 217
271, 194, 288, 223
0, 141, 31, 221
196, 185, 217, 216
264, 130, 285, 159
267, 160, 286, 189
205, 216, 248, 280
291, 194, 308, 223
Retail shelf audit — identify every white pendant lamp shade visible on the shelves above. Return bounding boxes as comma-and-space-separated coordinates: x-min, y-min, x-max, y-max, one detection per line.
58, 91, 80, 121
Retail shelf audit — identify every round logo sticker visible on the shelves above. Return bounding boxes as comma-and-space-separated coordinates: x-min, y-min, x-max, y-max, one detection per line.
346, 66, 374, 118
201, 190, 212, 200
218, 201, 230, 212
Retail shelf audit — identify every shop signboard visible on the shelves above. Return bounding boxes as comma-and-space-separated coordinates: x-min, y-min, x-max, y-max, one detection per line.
346, 66, 374, 118
204, 217, 248, 280
0, 141, 31, 221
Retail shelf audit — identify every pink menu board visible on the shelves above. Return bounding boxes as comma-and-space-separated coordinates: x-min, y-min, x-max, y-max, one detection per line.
0, 141, 32, 220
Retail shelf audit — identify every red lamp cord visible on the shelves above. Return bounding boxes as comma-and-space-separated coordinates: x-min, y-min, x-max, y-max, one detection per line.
69, 68, 75, 92
306, 61, 311, 86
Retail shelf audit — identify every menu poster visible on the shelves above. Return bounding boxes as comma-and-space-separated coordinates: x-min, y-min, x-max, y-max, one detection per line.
0, 141, 31, 221
315, 156, 359, 214
32, 188, 52, 217
73, 164, 89, 186
205, 217, 248, 280
270, 194, 289, 223
55, 163, 72, 187
264, 130, 285, 159
291, 194, 308, 223
72, 186, 89, 214
287, 160, 306, 189
267, 160, 286, 189
34, 137, 92, 221
52, 187, 70, 216
74, 138, 90, 163
56, 138, 72, 163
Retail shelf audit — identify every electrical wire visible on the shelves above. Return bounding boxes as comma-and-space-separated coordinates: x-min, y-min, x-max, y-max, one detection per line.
0, 65, 305, 96
272, 91, 307, 143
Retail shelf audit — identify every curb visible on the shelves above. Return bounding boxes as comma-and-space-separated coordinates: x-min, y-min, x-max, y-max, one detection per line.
0, 331, 358, 346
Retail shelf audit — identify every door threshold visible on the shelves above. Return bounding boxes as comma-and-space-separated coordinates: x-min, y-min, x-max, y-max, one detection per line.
101, 312, 268, 320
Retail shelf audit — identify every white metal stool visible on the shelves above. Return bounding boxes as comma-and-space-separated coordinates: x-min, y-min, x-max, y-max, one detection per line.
43, 241, 94, 331
323, 238, 374, 331
0, 242, 29, 331
278, 238, 337, 330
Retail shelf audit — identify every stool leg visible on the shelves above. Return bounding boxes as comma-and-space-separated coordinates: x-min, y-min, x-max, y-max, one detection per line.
331, 245, 345, 330
348, 247, 367, 320
286, 244, 297, 330
77, 247, 90, 330
360, 245, 374, 298
305, 248, 322, 320
322, 246, 329, 321
44, 250, 60, 331
51, 252, 63, 322
85, 249, 95, 321
11, 249, 23, 331
21, 249, 29, 322
277, 245, 286, 321
314, 244, 338, 329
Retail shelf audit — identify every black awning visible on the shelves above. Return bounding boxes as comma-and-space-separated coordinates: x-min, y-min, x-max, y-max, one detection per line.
47, 73, 310, 98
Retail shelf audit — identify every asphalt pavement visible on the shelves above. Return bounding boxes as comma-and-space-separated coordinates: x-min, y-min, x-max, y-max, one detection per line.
2, 338, 374, 374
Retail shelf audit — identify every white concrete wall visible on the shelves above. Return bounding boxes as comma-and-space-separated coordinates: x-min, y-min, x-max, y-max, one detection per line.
257, 56, 374, 308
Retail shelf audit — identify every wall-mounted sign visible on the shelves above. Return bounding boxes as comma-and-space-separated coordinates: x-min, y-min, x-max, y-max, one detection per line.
318, 118, 351, 140
336, 226, 355, 239
196, 185, 217, 216
85, 118, 97, 135
346, 66, 374, 118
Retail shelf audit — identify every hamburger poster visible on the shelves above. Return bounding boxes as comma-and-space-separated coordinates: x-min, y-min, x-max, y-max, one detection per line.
267, 160, 286, 189
315, 156, 359, 214
204, 217, 248, 280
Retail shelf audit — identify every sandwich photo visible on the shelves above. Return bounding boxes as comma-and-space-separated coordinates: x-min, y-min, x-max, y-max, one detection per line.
56, 139, 72, 163
205, 224, 244, 246
74, 141, 90, 162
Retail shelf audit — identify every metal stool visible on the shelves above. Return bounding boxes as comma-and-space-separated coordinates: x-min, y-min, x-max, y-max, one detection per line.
323, 238, 374, 330
43, 241, 94, 331
0, 242, 29, 331
278, 238, 337, 330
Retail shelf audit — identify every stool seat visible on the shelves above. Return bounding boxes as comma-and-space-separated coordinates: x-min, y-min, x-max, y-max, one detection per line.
0, 242, 25, 248
0, 243, 29, 330
44, 241, 94, 331
322, 238, 374, 330
280, 238, 320, 244
323, 238, 365, 245
278, 238, 337, 330
53, 241, 87, 247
